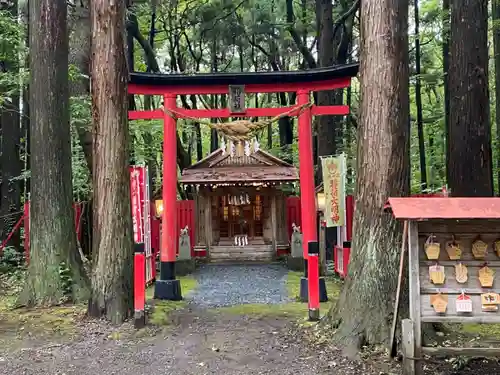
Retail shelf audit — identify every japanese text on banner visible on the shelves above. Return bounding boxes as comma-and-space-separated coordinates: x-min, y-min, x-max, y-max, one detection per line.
321, 154, 346, 227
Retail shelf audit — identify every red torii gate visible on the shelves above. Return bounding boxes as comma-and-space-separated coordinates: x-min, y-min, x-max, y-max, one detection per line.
128, 64, 358, 320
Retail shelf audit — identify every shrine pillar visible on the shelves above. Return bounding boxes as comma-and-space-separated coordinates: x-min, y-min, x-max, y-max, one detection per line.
297, 90, 317, 261
297, 90, 327, 312
154, 93, 182, 300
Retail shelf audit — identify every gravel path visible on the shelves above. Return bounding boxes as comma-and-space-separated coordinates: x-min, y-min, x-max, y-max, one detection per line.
186, 263, 291, 308
0, 310, 374, 375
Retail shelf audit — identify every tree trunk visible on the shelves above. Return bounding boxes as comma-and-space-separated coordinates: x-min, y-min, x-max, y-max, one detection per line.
314, 0, 357, 183
442, 0, 450, 183
88, 0, 133, 323
21, 0, 89, 306
0, 0, 22, 252
414, 0, 427, 191
447, 0, 493, 196
315, 0, 337, 160
210, 38, 219, 153
493, 0, 500, 196
326, 0, 410, 354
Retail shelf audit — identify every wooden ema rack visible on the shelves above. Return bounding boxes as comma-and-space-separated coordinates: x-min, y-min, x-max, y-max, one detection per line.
386, 197, 500, 375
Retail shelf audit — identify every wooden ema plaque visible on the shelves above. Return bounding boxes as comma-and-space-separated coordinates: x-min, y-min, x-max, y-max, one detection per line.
481, 293, 499, 312
429, 264, 445, 285
455, 263, 468, 284
495, 240, 500, 257
430, 293, 448, 314
446, 240, 462, 260
472, 238, 488, 259
424, 235, 440, 260
478, 265, 494, 288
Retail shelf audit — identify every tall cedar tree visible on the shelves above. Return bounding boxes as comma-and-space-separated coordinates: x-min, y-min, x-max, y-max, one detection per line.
88, 0, 134, 323
326, 0, 410, 353
447, 0, 493, 196
21, 0, 89, 305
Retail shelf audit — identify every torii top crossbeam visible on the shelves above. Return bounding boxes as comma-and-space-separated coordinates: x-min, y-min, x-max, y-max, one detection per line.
127, 63, 359, 302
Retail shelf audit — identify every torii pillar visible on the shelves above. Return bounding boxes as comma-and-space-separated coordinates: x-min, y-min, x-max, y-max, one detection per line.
154, 94, 182, 300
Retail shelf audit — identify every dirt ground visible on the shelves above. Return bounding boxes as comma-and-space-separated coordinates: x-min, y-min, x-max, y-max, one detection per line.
0, 306, 387, 375
1, 306, 498, 375
1, 269, 499, 375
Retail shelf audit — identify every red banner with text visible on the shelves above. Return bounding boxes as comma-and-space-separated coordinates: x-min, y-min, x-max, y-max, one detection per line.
129, 166, 154, 283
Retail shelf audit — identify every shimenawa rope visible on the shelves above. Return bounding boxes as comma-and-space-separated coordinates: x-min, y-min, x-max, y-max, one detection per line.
162, 102, 312, 142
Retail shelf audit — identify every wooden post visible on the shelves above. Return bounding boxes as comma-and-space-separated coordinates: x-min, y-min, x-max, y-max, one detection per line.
205, 194, 212, 249
402, 319, 415, 375
390, 219, 409, 357
318, 213, 326, 275
133, 243, 146, 329
271, 194, 277, 253
408, 221, 422, 374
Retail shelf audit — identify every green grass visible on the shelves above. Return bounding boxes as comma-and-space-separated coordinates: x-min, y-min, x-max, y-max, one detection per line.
459, 323, 500, 337
286, 271, 342, 301
215, 271, 342, 320
147, 275, 198, 326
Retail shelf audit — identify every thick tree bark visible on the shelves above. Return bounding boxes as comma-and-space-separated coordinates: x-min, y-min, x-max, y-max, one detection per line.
447, 0, 493, 196
21, 0, 89, 306
0, 0, 22, 251
413, 0, 427, 191
88, 0, 133, 323
493, 0, 500, 196
326, 0, 410, 354
442, 0, 450, 182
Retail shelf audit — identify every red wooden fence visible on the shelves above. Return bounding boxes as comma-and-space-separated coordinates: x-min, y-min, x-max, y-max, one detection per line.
20, 201, 196, 264
15, 197, 304, 262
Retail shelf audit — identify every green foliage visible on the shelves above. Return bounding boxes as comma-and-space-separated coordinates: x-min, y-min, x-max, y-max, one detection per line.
58, 262, 73, 298
5, 0, 499, 204
70, 96, 92, 200
0, 10, 26, 104
0, 247, 24, 274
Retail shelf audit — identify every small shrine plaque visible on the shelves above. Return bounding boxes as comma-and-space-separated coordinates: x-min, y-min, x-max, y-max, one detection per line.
229, 85, 245, 113
456, 293, 472, 313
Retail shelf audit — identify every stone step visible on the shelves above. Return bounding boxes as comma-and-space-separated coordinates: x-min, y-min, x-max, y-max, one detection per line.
210, 246, 273, 254
209, 244, 274, 263
218, 237, 266, 246
209, 253, 274, 262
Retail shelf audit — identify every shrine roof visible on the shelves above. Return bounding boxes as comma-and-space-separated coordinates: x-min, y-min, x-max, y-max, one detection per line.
180, 149, 298, 184
129, 63, 359, 87
386, 197, 500, 220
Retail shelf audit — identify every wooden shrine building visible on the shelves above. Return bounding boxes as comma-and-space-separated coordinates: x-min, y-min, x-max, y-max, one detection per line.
181, 147, 298, 262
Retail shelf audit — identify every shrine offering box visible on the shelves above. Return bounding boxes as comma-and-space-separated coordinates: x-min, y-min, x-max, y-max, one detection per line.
387, 197, 500, 375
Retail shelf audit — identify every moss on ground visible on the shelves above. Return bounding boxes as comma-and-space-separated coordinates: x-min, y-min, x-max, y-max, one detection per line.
0, 294, 84, 351
215, 271, 342, 320
147, 275, 198, 326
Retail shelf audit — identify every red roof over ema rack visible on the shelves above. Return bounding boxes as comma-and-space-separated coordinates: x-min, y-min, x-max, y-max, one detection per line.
386, 197, 500, 220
